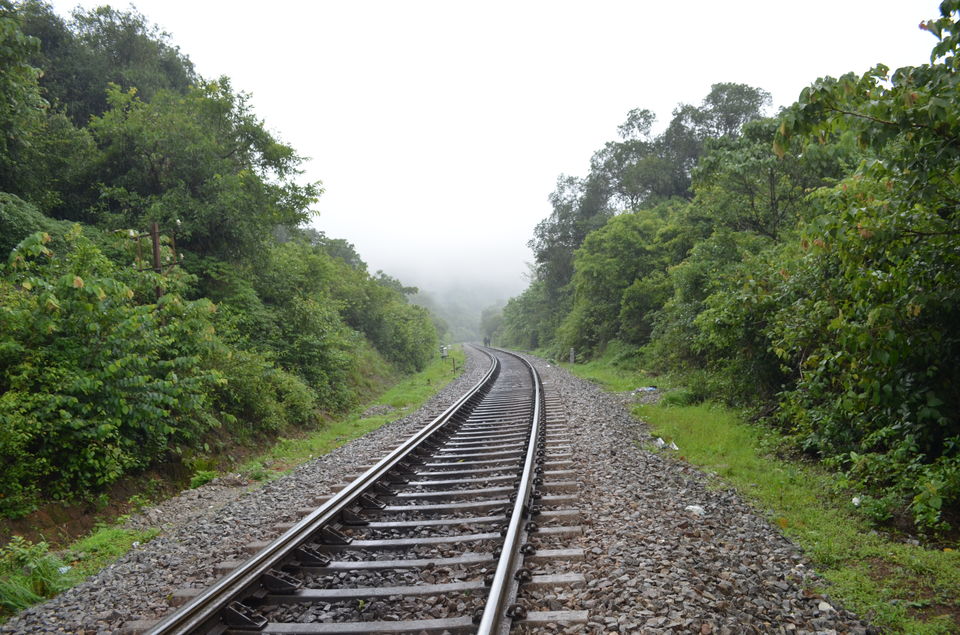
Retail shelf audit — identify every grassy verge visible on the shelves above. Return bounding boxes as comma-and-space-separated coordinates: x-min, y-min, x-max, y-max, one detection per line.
563, 358, 960, 634
1, 524, 158, 620
558, 356, 669, 392
1, 346, 466, 621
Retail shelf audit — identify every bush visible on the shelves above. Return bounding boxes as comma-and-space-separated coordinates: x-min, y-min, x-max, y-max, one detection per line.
205, 347, 318, 438
0, 193, 69, 258
371, 301, 439, 372
0, 537, 69, 617
189, 470, 216, 488
0, 229, 222, 515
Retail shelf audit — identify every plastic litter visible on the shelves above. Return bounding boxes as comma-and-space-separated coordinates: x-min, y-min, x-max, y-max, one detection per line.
652, 437, 679, 451
684, 505, 706, 516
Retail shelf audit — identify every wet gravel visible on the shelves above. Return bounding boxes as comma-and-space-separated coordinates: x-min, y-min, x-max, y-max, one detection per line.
1, 349, 874, 634
514, 353, 872, 634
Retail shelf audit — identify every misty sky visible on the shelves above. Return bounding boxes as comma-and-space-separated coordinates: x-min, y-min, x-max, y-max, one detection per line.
49, 1, 939, 301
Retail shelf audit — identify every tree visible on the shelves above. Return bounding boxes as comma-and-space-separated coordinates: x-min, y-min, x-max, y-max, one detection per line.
87, 81, 320, 265
479, 305, 503, 343
499, 279, 556, 350
696, 83, 772, 138
0, 1, 448, 522
528, 174, 612, 300
0, 2, 46, 192
558, 207, 669, 354
511, 83, 773, 358
764, 1, 960, 529
18, 1, 195, 125
591, 128, 676, 211
658, 83, 772, 197
693, 118, 852, 240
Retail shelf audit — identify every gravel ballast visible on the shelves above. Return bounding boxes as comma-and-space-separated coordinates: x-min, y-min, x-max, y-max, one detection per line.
517, 353, 871, 634
2, 349, 871, 634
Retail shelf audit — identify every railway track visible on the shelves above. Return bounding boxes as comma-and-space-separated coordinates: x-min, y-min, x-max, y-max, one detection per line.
144, 347, 586, 634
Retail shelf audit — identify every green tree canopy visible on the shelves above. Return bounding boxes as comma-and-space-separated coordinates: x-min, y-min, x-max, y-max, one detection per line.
18, 1, 195, 125
0, 2, 46, 192
86, 81, 320, 264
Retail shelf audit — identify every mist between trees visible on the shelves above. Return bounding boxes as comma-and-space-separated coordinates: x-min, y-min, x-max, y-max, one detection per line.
493, 3, 960, 534
0, 2, 438, 517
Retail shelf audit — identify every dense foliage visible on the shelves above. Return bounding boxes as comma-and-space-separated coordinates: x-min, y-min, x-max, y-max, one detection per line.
0, 229, 222, 514
499, 3, 960, 532
0, 2, 437, 517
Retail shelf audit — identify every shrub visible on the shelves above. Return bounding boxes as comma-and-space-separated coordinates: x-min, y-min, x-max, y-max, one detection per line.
0, 193, 69, 258
189, 470, 216, 489
0, 229, 222, 516
205, 347, 318, 438
0, 537, 69, 617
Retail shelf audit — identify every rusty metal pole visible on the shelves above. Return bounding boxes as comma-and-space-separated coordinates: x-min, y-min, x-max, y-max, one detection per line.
150, 222, 162, 300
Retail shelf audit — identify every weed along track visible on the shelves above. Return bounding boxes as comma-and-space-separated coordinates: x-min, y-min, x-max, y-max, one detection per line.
142, 347, 586, 634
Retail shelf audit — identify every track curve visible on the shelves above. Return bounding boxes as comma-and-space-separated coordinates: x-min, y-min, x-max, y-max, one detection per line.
147, 346, 567, 635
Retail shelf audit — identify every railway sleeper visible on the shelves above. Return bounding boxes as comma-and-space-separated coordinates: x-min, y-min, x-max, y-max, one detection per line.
272, 507, 581, 535
227, 615, 478, 634
258, 572, 586, 605
217, 547, 585, 577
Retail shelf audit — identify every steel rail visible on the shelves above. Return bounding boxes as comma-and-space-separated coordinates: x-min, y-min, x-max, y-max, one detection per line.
147, 348, 500, 635
476, 348, 543, 635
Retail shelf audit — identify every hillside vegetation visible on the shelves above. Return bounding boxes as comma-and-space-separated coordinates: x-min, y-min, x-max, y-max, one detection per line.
0, 1, 437, 518
498, 2, 960, 534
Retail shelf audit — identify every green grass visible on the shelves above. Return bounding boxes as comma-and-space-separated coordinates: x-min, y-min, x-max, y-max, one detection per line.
0, 536, 69, 617
564, 359, 960, 634
237, 346, 466, 479
1, 525, 159, 620
64, 524, 160, 579
557, 358, 668, 393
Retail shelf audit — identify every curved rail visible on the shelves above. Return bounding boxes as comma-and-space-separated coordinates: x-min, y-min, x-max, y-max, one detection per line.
148, 346, 545, 634
149, 349, 501, 634
476, 348, 544, 635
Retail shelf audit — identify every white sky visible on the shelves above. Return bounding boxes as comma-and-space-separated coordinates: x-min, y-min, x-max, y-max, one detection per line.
50, 0, 940, 299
